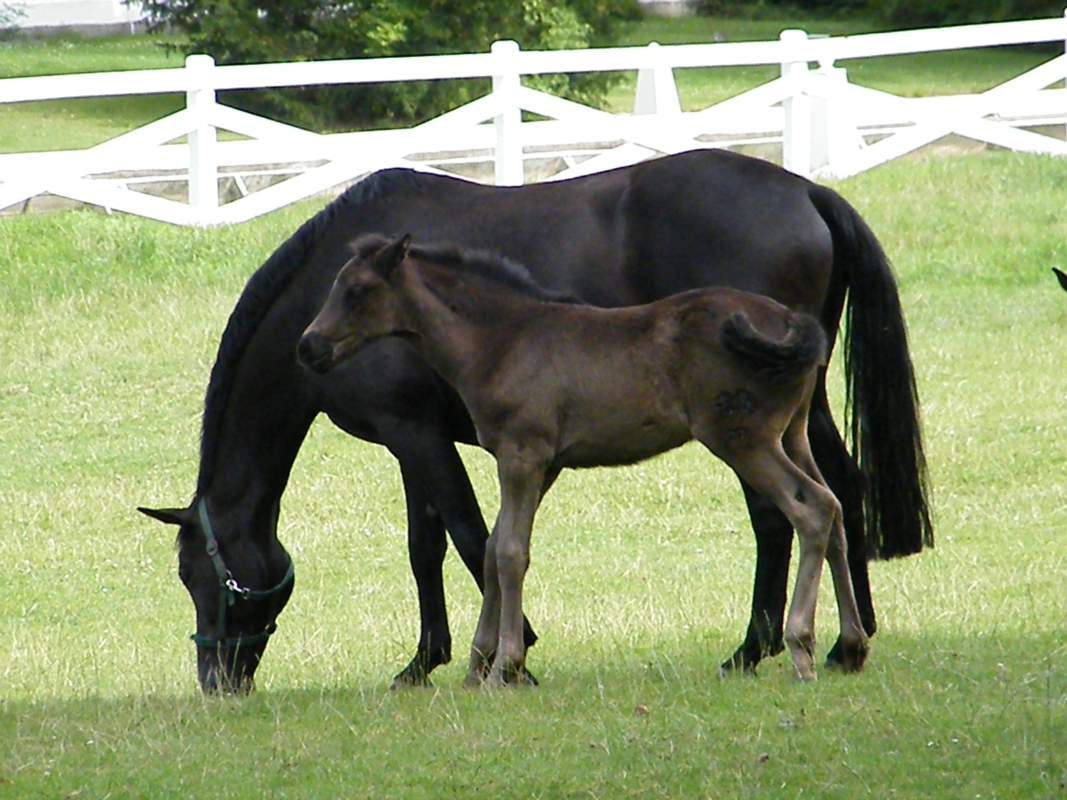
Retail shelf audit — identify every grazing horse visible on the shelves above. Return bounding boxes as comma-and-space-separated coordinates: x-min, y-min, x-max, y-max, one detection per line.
138, 150, 929, 693
298, 234, 871, 682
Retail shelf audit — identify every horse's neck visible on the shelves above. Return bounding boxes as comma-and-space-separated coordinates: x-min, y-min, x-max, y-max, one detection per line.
397, 262, 521, 389
201, 307, 319, 533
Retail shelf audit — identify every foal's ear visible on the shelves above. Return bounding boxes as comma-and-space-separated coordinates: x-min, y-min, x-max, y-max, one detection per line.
1054, 267, 1067, 293
375, 234, 411, 277
138, 506, 195, 527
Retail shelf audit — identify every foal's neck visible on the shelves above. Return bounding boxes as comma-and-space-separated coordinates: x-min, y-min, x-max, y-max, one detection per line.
396, 260, 533, 387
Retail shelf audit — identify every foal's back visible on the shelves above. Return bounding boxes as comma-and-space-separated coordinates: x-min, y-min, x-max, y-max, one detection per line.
470, 286, 824, 470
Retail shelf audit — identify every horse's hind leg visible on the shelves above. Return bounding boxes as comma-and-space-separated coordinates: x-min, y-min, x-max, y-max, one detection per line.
720, 481, 792, 674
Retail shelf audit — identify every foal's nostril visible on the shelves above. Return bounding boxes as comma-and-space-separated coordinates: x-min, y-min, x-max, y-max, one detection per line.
296, 335, 315, 366
297, 333, 334, 374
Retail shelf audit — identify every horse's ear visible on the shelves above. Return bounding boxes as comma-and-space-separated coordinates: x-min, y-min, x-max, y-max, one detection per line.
1053, 267, 1067, 293
138, 506, 194, 527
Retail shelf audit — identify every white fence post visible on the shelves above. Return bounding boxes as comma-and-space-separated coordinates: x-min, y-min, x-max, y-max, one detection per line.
185, 54, 218, 223
491, 40, 523, 186
810, 53, 860, 177
780, 29, 811, 178
634, 42, 681, 115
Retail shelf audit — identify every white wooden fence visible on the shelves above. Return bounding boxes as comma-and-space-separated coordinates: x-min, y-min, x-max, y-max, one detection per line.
1, 13, 1066, 226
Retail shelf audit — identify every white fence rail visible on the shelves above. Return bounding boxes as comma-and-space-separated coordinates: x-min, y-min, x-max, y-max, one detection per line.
2, 13, 1067, 226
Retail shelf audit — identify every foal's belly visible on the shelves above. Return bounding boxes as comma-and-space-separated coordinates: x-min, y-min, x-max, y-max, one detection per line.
553, 419, 692, 470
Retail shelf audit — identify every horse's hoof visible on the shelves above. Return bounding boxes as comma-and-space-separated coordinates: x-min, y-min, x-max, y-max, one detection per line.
463, 671, 485, 689
719, 651, 759, 677
824, 645, 869, 674
390, 673, 433, 690
390, 662, 434, 690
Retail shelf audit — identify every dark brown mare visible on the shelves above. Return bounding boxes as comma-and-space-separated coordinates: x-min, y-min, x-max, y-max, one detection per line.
299, 234, 871, 682
138, 150, 929, 693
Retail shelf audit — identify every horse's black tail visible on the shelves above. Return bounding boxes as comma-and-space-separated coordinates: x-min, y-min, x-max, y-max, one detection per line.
721, 310, 827, 384
808, 184, 933, 559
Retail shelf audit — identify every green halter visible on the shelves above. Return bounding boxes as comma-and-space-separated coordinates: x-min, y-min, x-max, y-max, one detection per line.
191, 498, 295, 650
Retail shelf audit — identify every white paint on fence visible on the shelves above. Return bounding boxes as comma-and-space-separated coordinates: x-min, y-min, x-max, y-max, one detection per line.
1, 13, 1066, 226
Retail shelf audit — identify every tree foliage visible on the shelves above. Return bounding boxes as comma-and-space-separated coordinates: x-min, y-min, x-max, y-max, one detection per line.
141, 0, 640, 128
693, 0, 1066, 26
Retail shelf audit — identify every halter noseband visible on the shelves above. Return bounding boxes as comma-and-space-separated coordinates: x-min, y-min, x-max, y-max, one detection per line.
191, 498, 295, 650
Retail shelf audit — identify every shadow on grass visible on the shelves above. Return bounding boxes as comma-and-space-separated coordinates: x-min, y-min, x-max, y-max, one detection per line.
2, 631, 1065, 799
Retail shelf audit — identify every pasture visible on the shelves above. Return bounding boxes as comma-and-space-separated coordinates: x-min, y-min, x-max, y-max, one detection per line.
1, 148, 1065, 797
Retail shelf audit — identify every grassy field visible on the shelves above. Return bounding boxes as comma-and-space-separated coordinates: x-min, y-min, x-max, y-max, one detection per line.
2, 143, 1066, 797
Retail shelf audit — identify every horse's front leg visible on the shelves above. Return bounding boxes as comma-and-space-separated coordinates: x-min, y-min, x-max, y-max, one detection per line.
389, 455, 451, 688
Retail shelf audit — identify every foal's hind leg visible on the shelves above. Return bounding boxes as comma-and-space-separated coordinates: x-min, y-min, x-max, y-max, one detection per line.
783, 420, 869, 673
807, 390, 877, 665
710, 432, 855, 681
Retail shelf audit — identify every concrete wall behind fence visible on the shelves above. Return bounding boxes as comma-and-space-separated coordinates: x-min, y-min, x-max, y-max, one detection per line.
7, 0, 146, 33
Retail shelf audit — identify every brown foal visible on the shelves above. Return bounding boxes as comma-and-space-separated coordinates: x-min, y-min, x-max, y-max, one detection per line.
298, 234, 869, 684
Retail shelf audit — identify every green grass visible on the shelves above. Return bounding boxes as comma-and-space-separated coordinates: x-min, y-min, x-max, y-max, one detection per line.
610, 14, 1052, 111
2, 150, 1067, 797
0, 33, 185, 153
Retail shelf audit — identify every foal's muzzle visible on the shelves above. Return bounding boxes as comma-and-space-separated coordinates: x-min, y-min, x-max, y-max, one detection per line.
297, 332, 335, 374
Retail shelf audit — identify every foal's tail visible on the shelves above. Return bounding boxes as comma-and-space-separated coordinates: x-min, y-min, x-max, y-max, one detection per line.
808, 183, 933, 559
721, 310, 827, 384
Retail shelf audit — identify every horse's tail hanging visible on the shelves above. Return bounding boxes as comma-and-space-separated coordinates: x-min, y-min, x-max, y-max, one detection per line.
720, 310, 827, 384
808, 184, 934, 560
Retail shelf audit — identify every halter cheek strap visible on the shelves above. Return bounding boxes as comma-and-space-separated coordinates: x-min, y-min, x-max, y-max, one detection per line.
191, 497, 295, 650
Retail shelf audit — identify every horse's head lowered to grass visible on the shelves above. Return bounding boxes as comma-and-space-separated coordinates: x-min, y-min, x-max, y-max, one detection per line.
138, 501, 294, 694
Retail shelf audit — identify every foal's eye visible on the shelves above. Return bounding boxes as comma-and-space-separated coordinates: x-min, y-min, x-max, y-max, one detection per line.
343, 285, 365, 310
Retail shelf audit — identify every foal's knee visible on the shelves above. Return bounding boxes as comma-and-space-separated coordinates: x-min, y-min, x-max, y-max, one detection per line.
494, 537, 530, 585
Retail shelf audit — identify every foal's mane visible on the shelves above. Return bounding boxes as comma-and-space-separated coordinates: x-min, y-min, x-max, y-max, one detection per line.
357, 233, 577, 305
196, 169, 424, 497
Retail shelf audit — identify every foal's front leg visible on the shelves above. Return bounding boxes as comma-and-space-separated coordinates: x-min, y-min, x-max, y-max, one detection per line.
468, 450, 546, 687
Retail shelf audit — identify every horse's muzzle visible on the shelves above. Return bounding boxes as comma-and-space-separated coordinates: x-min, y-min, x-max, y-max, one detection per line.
296, 332, 335, 374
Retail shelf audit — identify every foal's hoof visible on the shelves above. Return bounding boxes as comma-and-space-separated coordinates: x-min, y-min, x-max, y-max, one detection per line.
480, 665, 538, 689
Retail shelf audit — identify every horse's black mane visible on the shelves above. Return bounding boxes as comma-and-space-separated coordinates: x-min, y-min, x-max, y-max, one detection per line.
355, 233, 579, 305
197, 169, 424, 497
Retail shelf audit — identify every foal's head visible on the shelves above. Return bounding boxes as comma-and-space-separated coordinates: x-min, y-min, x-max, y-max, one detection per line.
298, 234, 412, 374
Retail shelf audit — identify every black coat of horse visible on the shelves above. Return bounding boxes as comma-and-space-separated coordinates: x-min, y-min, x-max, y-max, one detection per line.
139, 149, 932, 693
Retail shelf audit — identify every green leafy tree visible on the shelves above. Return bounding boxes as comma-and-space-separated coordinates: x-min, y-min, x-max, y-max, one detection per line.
693, 0, 1065, 25
141, 0, 640, 128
